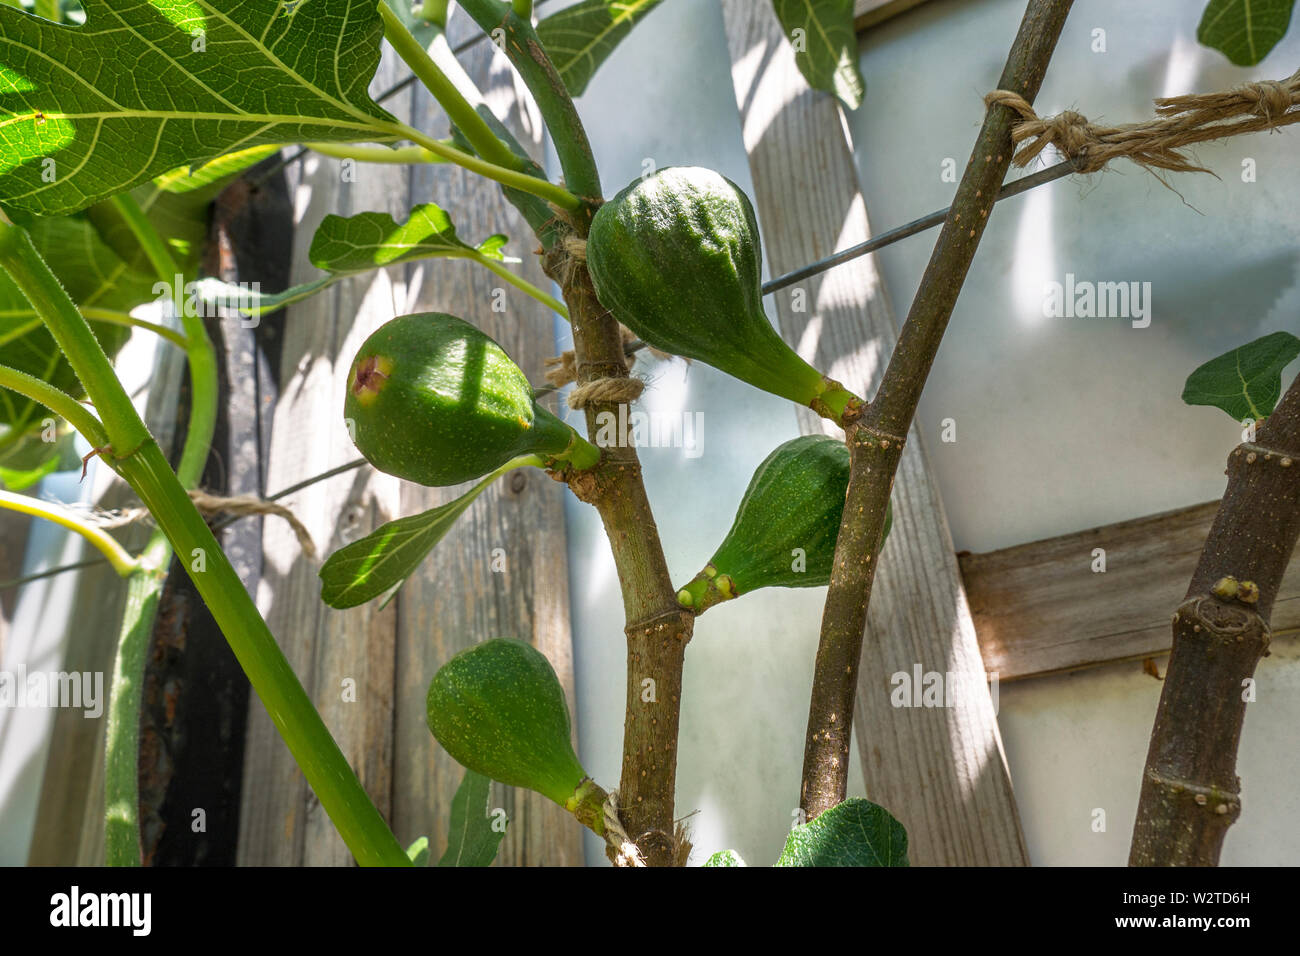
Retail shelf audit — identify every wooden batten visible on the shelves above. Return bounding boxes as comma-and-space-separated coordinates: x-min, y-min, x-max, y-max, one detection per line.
960, 501, 1300, 681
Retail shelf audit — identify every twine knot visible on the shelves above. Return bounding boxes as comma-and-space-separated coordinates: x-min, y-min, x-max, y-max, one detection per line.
985, 67, 1300, 176
602, 791, 646, 867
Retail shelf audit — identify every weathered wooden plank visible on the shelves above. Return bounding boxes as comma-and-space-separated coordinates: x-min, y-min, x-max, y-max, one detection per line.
722, 0, 1028, 865
389, 12, 583, 868
960, 500, 1300, 681
235, 49, 410, 866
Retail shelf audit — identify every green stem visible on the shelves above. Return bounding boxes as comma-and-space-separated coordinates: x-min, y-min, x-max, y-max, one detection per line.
0, 363, 108, 448
383, 120, 582, 211
82, 308, 189, 350
420, 0, 450, 26
0, 489, 140, 575
0, 310, 186, 351
0, 218, 410, 867
474, 253, 569, 317
304, 142, 447, 165
104, 552, 167, 865
511, 0, 534, 19
458, 0, 604, 208
0, 227, 151, 459
424, 22, 564, 249
379, 2, 527, 174
101, 193, 222, 865
107, 193, 217, 489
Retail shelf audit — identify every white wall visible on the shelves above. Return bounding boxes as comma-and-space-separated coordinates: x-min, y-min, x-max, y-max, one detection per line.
559, 0, 1300, 865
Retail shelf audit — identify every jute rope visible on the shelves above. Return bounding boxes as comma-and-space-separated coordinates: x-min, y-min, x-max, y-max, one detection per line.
544, 237, 674, 410
93, 490, 316, 559
986, 67, 1300, 174
602, 790, 694, 867
602, 790, 646, 867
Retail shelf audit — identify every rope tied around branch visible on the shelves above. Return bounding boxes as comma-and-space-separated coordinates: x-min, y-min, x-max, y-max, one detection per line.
602, 790, 646, 867
601, 789, 694, 866
985, 68, 1300, 175
543, 235, 674, 410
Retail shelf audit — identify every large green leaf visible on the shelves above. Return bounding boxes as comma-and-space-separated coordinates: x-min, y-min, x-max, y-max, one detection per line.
1182, 330, 1300, 421
0, 0, 398, 217
536, 0, 664, 97
774, 798, 908, 866
1197, 0, 1296, 66
436, 770, 507, 867
771, 0, 865, 110
197, 202, 512, 319
319, 462, 533, 609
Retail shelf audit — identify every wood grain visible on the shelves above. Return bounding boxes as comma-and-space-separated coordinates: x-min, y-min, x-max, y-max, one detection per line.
722, 0, 1028, 865
960, 500, 1300, 681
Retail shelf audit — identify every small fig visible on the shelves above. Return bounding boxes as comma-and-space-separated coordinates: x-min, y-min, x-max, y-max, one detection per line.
677, 435, 891, 613
345, 313, 598, 486
587, 167, 861, 421
426, 638, 588, 809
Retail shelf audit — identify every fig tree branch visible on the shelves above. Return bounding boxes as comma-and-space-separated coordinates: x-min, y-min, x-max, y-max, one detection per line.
457, 1, 692, 865
1129, 374, 1300, 865
800, 0, 1076, 819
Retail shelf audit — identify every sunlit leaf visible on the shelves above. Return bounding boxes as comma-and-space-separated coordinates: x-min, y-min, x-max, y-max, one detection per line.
774, 798, 908, 867
436, 770, 506, 867
1197, 0, 1295, 66
0, 0, 397, 216
771, 0, 865, 109
198, 203, 513, 319
1182, 331, 1300, 421
319, 463, 530, 609
537, 0, 665, 96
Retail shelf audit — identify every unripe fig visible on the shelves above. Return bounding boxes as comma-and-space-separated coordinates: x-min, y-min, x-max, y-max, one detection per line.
427, 638, 588, 808
676, 435, 891, 613
345, 313, 598, 486
587, 167, 861, 421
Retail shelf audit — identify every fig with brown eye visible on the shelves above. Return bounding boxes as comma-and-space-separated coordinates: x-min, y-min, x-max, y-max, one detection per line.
344, 312, 599, 487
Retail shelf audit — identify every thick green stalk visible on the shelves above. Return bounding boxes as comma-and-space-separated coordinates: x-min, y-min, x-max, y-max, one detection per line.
104, 548, 168, 865
424, 22, 563, 248
474, 253, 569, 317
304, 142, 447, 165
0, 219, 410, 867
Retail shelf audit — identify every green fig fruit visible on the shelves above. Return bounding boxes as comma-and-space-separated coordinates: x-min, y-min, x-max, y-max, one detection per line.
344, 313, 598, 486
675, 435, 891, 613
426, 638, 588, 809
586, 167, 861, 421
